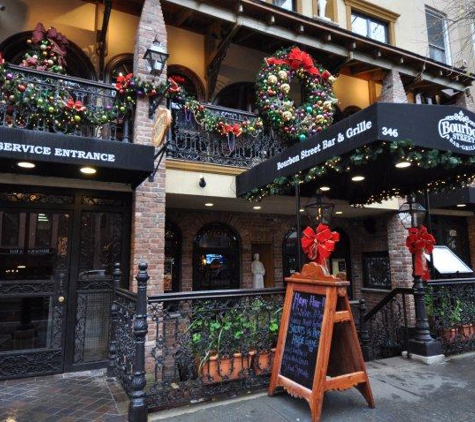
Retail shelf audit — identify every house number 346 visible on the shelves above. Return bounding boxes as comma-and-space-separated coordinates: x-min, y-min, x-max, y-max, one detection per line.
382, 127, 399, 137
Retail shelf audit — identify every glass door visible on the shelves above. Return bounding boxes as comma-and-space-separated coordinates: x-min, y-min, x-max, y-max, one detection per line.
0, 210, 71, 379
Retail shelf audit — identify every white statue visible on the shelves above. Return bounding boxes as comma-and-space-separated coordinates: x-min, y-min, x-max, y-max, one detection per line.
318, 0, 327, 19
251, 253, 266, 289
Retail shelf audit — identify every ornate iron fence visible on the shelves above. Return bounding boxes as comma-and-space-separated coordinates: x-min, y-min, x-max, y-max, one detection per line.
426, 279, 475, 355
0, 64, 131, 141
167, 102, 287, 167
361, 288, 412, 361
146, 287, 285, 411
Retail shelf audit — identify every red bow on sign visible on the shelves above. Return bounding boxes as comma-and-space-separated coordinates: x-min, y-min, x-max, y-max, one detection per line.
301, 224, 340, 267
405, 225, 435, 281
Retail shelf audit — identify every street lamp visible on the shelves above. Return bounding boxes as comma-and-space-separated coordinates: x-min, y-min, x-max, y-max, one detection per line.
397, 197, 427, 229
144, 38, 170, 118
397, 196, 442, 359
304, 190, 335, 226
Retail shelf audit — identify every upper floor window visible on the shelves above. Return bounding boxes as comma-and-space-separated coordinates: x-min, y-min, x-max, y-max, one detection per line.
425, 7, 451, 65
351, 12, 388, 43
344, 0, 399, 45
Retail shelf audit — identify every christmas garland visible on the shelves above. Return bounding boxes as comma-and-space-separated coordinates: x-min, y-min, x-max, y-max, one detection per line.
256, 46, 337, 142
244, 140, 475, 205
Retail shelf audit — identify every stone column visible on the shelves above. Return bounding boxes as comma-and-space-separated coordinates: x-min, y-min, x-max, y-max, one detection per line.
130, 0, 168, 295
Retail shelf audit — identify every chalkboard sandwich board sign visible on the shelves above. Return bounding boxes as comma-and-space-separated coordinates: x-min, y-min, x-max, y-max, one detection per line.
268, 262, 374, 422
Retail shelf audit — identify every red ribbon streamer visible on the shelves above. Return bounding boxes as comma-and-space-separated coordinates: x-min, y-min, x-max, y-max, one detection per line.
301, 223, 340, 267
405, 225, 435, 281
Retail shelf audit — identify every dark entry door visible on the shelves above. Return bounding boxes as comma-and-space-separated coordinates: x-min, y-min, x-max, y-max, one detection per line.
0, 210, 72, 379
0, 188, 131, 379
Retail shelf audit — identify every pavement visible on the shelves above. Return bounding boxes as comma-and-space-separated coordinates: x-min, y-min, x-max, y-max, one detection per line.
1, 354, 475, 422
149, 354, 475, 422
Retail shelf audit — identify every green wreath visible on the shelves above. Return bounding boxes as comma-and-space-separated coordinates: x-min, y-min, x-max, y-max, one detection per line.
256, 46, 337, 142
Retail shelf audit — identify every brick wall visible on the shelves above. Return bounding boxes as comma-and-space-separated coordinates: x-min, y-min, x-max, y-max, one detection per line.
167, 209, 296, 290
377, 71, 408, 104
131, 0, 167, 295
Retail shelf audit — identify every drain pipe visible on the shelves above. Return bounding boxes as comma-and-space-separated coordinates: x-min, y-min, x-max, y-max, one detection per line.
97, 0, 112, 81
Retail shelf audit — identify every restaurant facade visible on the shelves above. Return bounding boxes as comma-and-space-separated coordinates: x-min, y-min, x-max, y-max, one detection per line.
1, 0, 475, 381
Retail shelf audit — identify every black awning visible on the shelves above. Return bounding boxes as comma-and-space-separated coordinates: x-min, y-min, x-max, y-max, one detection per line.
423, 187, 475, 209
0, 127, 155, 188
236, 103, 475, 204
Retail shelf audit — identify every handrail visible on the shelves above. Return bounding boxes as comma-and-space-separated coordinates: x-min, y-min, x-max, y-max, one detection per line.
116, 287, 137, 302
148, 287, 285, 303
428, 277, 475, 285
6, 63, 116, 91
364, 287, 413, 322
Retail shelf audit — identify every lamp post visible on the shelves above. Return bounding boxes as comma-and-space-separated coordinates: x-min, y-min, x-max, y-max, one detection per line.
397, 196, 442, 358
304, 189, 335, 226
144, 38, 170, 118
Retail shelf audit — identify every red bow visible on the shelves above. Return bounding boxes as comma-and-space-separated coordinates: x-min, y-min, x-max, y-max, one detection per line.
265, 57, 287, 66
115, 73, 133, 91
287, 47, 321, 76
405, 225, 435, 281
301, 224, 340, 267
218, 122, 242, 137
167, 77, 181, 93
0, 53, 4, 66
65, 98, 86, 112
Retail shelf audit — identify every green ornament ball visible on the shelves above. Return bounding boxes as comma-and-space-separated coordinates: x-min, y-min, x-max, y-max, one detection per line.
299, 134, 306, 142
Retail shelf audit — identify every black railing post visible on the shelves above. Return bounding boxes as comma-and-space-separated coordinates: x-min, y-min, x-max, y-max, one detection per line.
123, 112, 131, 143
408, 276, 442, 357
107, 263, 121, 377
358, 299, 370, 361
128, 263, 149, 422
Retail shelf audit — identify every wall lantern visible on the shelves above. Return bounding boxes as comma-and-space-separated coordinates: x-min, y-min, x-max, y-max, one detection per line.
145, 38, 170, 119
304, 190, 335, 226
144, 38, 169, 77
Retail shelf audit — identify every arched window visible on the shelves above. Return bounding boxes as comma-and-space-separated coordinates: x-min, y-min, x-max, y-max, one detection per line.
0, 31, 96, 80
105, 53, 133, 83
165, 221, 182, 292
213, 82, 257, 112
167, 64, 205, 101
193, 223, 241, 290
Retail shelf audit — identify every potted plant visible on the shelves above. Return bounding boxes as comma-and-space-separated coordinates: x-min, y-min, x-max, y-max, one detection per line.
188, 303, 250, 384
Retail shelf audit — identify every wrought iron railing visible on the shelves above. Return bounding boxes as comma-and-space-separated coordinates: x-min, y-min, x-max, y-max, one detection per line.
426, 278, 475, 355
167, 102, 287, 167
0, 64, 131, 141
362, 288, 412, 361
146, 287, 285, 411
109, 286, 137, 395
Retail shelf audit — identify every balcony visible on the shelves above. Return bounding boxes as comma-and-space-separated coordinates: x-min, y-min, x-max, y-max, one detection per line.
0, 63, 154, 186
168, 103, 287, 168
0, 63, 131, 142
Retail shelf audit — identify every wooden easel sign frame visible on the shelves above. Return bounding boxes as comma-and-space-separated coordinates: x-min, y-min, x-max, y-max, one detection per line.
268, 263, 375, 422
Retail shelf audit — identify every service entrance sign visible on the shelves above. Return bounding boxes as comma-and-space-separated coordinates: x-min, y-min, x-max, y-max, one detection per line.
269, 263, 374, 422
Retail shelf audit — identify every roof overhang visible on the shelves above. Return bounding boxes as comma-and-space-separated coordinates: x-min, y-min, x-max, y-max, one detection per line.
0, 127, 155, 188
236, 103, 475, 204
162, 0, 474, 91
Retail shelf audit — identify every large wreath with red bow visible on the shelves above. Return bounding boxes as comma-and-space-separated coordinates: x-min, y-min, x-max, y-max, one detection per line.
256, 46, 337, 142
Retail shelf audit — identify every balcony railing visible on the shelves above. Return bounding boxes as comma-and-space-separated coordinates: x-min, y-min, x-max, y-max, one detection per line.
0, 64, 131, 142
168, 103, 287, 168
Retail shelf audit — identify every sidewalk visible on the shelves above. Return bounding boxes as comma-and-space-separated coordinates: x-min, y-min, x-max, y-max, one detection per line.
149, 354, 475, 422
